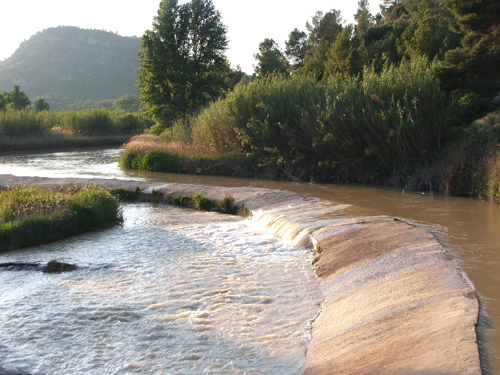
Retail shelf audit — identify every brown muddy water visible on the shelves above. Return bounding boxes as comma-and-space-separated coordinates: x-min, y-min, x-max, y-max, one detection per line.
1, 148, 499, 374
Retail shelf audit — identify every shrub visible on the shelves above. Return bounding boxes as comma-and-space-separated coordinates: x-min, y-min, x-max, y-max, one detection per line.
194, 193, 216, 211
217, 194, 238, 214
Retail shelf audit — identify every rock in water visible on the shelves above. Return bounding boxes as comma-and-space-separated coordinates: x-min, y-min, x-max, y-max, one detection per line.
42, 260, 77, 273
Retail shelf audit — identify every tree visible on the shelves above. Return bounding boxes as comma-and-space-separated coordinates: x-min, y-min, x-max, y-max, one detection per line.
440, 0, 500, 95
285, 29, 310, 70
253, 39, 290, 76
306, 10, 343, 45
34, 97, 50, 112
303, 9, 344, 79
354, 0, 374, 36
137, 0, 229, 130
225, 65, 249, 90
115, 94, 141, 112
8, 86, 31, 110
326, 25, 365, 76
0, 93, 7, 111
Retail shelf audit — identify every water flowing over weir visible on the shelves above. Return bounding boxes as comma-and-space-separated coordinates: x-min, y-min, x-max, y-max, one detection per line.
252, 197, 481, 374
0, 174, 482, 374
1, 148, 494, 373
0, 203, 323, 375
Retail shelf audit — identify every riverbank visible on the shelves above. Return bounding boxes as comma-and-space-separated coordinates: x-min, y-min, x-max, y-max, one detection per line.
0, 174, 482, 374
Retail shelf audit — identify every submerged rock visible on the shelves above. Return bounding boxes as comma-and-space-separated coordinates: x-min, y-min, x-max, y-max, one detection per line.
42, 260, 77, 273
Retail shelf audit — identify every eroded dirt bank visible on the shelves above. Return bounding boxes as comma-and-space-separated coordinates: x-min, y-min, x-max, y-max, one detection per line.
0, 175, 481, 374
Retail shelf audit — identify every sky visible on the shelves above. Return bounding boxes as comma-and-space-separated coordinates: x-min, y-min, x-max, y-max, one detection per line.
1, 0, 383, 74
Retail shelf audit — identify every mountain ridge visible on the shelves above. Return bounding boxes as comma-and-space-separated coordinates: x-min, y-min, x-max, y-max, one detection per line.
0, 26, 141, 110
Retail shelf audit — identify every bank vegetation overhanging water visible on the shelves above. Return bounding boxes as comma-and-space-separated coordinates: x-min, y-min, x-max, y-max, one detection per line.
120, 60, 500, 204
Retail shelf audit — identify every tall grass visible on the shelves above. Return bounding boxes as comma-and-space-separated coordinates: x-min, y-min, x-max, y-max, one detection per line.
0, 108, 150, 138
0, 186, 122, 252
183, 58, 455, 182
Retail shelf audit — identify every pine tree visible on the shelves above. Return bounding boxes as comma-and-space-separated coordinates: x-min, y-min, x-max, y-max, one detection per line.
441, 0, 500, 95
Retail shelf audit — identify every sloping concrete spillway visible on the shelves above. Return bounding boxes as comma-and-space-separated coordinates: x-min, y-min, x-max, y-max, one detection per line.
0, 175, 482, 374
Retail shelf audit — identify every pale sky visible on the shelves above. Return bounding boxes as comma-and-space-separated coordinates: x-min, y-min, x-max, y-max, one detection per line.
0, 1, 383, 74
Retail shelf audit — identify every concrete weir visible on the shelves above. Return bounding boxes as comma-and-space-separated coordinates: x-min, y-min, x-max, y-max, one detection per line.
0, 175, 482, 374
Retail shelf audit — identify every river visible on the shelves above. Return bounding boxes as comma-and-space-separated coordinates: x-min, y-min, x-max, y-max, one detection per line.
1, 148, 499, 374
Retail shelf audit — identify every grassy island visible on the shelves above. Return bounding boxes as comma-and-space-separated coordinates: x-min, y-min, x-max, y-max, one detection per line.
0, 186, 122, 252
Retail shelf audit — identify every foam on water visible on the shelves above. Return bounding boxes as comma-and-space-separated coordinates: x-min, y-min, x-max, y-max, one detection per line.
0, 204, 322, 375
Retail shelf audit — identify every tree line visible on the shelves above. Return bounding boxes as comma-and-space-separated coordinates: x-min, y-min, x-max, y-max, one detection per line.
137, 0, 499, 132
257, 0, 499, 98
0, 86, 50, 112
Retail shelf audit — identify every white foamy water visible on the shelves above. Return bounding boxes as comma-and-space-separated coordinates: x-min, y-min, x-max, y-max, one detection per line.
0, 204, 323, 375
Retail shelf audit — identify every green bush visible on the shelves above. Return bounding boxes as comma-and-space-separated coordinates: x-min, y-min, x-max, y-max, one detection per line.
456, 93, 490, 126
217, 194, 238, 214
194, 193, 216, 211
0, 109, 47, 137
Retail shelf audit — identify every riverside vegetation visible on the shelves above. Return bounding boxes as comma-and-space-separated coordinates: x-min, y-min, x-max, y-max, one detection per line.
110, 186, 251, 217
121, 59, 500, 203
120, 0, 500, 204
0, 186, 123, 252
0, 183, 247, 252
0, 103, 152, 152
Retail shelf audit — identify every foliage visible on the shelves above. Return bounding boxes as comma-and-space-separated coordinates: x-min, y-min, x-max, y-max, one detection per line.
439, 0, 500, 96
172, 192, 246, 215
34, 97, 50, 112
0, 186, 122, 252
254, 39, 290, 76
0, 135, 132, 153
120, 1, 500, 202
193, 193, 216, 211
110, 186, 141, 202
285, 29, 310, 70
7, 86, 31, 110
120, 150, 185, 173
137, 0, 229, 131
302, 9, 344, 79
165, 58, 454, 184
115, 94, 141, 113
0, 107, 149, 138
0, 86, 31, 111
225, 65, 250, 90
216, 194, 238, 214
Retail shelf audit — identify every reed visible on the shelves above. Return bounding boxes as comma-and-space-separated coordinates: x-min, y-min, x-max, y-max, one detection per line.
179, 58, 454, 183
0, 108, 150, 139
0, 135, 133, 153
0, 186, 122, 252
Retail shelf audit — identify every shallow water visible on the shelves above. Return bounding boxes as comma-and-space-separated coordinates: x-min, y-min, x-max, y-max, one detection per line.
0, 204, 322, 375
1, 148, 500, 374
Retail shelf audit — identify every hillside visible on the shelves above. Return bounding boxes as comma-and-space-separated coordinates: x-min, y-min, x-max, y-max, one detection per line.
0, 26, 141, 110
